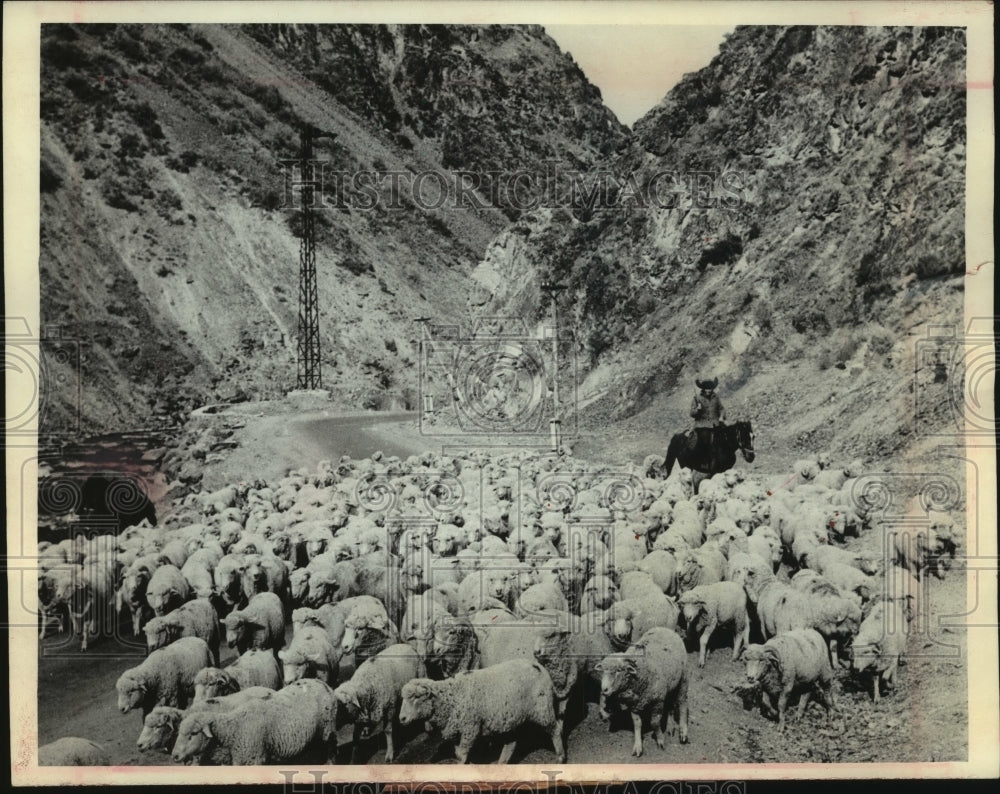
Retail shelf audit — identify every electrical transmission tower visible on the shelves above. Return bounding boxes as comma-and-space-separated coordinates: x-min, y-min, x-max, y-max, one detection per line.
296, 125, 323, 390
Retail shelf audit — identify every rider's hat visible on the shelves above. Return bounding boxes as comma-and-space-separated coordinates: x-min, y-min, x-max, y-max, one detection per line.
695, 376, 719, 390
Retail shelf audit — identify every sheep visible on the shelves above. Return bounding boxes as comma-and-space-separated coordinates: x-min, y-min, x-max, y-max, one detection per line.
399, 587, 452, 660
241, 553, 291, 611
116, 558, 157, 637
850, 601, 909, 703
533, 611, 613, 706
675, 544, 725, 593
535, 556, 588, 614
597, 626, 689, 757
143, 598, 221, 665
580, 575, 619, 613
145, 564, 191, 617
137, 689, 275, 756
41, 558, 117, 651
223, 592, 285, 656
805, 544, 879, 576
214, 553, 247, 611
278, 625, 341, 684
747, 526, 782, 572
425, 614, 480, 678
341, 596, 400, 667
193, 650, 283, 703
180, 550, 218, 600
292, 604, 348, 650
399, 658, 566, 763
171, 679, 337, 765
516, 580, 568, 617
730, 554, 804, 641
742, 629, 836, 731
677, 581, 750, 666
890, 523, 952, 580
456, 556, 520, 614
227, 646, 285, 689
604, 593, 679, 650
332, 643, 421, 762
636, 549, 679, 594
37, 737, 110, 766
116, 636, 213, 722
881, 564, 922, 623
818, 562, 877, 605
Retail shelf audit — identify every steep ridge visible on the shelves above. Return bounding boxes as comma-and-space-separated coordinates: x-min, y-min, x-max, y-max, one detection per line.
472, 25, 967, 460
39, 23, 626, 435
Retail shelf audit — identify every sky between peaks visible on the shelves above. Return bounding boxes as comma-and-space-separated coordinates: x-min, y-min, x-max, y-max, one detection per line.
545, 25, 736, 127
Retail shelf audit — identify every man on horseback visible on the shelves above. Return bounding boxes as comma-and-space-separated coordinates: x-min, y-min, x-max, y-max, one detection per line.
689, 376, 725, 458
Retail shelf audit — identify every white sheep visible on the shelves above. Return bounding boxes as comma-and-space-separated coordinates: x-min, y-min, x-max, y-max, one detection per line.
279, 625, 341, 684
850, 600, 908, 703
636, 549, 679, 594
137, 689, 275, 756
193, 649, 283, 703
516, 580, 568, 617
333, 643, 420, 762
597, 626, 689, 757
677, 581, 750, 666
145, 564, 191, 617
399, 658, 566, 763
580, 575, 619, 613
742, 628, 836, 731
171, 678, 337, 765
38, 737, 110, 766
341, 596, 400, 666
116, 636, 213, 722
223, 591, 285, 656
143, 597, 221, 665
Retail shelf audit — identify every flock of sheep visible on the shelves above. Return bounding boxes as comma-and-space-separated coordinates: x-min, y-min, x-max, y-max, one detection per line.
35, 448, 960, 765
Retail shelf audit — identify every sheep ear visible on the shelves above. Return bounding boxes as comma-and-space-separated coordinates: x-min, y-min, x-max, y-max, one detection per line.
623, 657, 639, 674
201, 724, 214, 739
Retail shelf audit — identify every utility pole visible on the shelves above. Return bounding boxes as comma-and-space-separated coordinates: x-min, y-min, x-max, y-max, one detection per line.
414, 317, 433, 415
539, 281, 567, 453
295, 124, 335, 390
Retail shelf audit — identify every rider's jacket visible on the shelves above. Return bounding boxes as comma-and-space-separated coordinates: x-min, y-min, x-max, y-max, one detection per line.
691, 391, 725, 428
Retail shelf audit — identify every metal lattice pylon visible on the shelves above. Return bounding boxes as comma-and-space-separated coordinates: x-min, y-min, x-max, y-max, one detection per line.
296, 126, 322, 390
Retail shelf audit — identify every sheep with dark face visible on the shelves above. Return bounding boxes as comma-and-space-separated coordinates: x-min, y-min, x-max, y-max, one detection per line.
597, 627, 689, 757
742, 629, 836, 731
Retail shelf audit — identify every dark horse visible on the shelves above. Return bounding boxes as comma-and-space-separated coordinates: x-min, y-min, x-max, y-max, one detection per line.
662, 421, 755, 493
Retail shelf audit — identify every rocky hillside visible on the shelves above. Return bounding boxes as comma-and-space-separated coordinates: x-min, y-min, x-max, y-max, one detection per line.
472, 25, 967, 462
39, 23, 626, 436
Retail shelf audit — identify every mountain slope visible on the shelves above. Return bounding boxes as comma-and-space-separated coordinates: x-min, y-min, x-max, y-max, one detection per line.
471, 25, 966, 460
39, 23, 626, 435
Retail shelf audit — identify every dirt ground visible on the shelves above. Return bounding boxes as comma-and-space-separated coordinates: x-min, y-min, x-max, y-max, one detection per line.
36, 408, 970, 766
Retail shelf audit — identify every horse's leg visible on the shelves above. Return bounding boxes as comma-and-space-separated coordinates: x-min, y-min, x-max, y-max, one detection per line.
691, 471, 707, 495
663, 439, 678, 479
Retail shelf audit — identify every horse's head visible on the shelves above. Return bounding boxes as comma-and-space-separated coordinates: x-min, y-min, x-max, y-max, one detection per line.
734, 420, 755, 463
